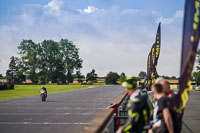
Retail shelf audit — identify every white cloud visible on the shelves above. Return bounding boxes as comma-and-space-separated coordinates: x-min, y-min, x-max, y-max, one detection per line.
84, 6, 98, 14
121, 9, 139, 15
0, 4, 183, 77
152, 10, 160, 16
174, 10, 184, 19
156, 10, 183, 24
78, 6, 104, 14
157, 17, 174, 24
44, 0, 63, 15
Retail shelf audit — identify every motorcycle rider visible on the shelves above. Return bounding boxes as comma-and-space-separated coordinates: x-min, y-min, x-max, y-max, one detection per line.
40, 87, 47, 98
117, 77, 153, 133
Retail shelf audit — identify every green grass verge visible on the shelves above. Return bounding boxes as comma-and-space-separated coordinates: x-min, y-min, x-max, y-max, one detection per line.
0, 85, 99, 101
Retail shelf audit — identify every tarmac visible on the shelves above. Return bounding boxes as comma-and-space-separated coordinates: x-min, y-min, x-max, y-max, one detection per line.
0, 85, 124, 133
182, 90, 200, 133
0, 86, 199, 133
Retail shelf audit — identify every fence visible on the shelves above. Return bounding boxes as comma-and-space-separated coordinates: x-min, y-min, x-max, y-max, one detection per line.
0, 83, 14, 90
81, 91, 128, 133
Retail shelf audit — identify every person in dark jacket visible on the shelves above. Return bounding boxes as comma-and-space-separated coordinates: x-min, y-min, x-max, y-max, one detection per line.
41, 87, 47, 97
149, 83, 174, 133
117, 77, 153, 133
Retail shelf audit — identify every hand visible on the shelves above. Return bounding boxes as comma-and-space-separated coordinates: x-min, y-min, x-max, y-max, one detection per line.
148, 129, 153, 133
152, 124, 156, 128
106, 103, 116, 109
116, 127, 122, 133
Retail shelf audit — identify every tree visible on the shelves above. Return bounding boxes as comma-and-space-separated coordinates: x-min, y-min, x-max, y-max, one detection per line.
193, 72, 200, 84
59, 39, 83, 83
196, 49, 200, 71
86, 69, 97, 83
39, 40, 65, 83
193, 49, 200, 84
17, 39, 83, 84
138, 71, 147, 79
120, 72, 126, 82
74, 70, 85, 83
171, 76, 177, 80
105, 72, 119, 84
6, 56, 26, 83
66, 72, 74, 83
18, 40, 40, 84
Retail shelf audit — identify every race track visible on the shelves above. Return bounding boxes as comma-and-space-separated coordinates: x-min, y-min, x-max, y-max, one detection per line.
0, 85, 124, 133
182, 91, 200, 133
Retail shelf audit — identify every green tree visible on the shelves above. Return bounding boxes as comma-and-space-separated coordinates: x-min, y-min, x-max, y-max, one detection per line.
18, 40, 40, 84
138, 71, 147, 79
6, 56, 26, 83
193, 49, 200, 85
74, 70, 85, 83
196, 49, 200, 71
66, 72, 74, 83
192, 72, 200, 84
171, 76, 177, 80
86, 69, 97, 83
17, 39, 83, 84
105, 72, 119, 84
59, 39, 83, 83
120, 72, 126, 82
40, 40, 65, 83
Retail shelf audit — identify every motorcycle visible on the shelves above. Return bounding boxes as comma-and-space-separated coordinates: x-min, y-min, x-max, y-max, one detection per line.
40, 89, 47, 101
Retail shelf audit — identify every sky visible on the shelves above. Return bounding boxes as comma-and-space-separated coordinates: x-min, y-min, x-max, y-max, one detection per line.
0, 0, 188, 77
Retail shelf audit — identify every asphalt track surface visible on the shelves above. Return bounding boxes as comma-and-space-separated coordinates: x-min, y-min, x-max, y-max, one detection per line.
182, 90, 200, 133
0, 85, 124, 133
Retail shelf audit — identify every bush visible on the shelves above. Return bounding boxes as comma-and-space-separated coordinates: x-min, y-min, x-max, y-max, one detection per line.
105, 72, 119, 85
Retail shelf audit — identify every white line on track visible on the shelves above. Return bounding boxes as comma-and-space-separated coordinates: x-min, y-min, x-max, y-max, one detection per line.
55, 107, 105, 110
0, 107, 105, 110
0, 122, 90, 125
0, 112, 94, 115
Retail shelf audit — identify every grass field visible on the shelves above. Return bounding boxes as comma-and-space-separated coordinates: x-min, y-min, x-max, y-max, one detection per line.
0, 85, 100, 101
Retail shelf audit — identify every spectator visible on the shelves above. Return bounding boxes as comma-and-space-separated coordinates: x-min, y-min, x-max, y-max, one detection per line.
117, 77, 153, 133
149, 83, 174, 133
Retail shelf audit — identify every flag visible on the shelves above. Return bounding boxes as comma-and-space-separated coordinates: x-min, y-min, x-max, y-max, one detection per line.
147, 50, 153, 89
171, 0, 200, 114
153, 23, 161, 70
151, 23, 161, 82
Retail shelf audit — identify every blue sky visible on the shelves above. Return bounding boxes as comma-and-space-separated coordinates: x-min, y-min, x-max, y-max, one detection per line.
0, 0, 184, 21
0, 0, 187, 77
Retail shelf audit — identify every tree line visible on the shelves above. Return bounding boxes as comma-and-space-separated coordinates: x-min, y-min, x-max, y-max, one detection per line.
5, 39, 133, 84
4, 38, 188, 85
6, 39, 83, 84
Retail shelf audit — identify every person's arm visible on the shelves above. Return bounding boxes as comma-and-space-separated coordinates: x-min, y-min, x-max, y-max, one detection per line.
163, 108, 174, 133
120, 101, 140, 133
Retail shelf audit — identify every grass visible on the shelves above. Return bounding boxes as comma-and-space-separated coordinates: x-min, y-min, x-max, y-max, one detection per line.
0, 85, 100, 101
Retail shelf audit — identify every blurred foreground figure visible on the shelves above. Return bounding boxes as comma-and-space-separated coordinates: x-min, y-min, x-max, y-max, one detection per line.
155, 78, 182, 133
149, 83, 174, 133
117, 77, 153, 133
155, 77, 174, 97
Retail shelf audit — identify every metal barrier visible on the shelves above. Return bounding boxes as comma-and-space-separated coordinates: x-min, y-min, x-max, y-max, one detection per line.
115, 94, 129, 129
81, 91, 128, 133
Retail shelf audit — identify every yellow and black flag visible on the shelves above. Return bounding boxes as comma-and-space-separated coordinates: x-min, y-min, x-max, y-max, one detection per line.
147, 46, 154, 89
153, 22, 161, 78
150, 43, 156, 83
170, 0, 200, 114
147, 23, 161, 86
